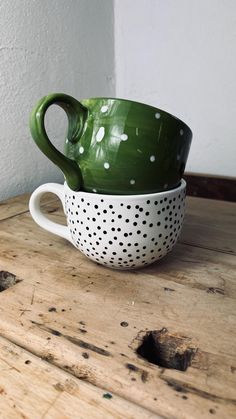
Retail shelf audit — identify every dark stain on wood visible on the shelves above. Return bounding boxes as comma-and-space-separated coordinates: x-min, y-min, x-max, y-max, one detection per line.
51, 329, 62, 336
0, 271, 22, 292
64, 335, 111, 356
41, 353, 55, 362
163, 377, 236, 405
79, 328, 87, 334
82, 352, 89, 359
136, 328, 197, 371
206, 287, 225, 295
126, 363, 149, 382
141, 370, 148, 383
164, 287, 175, 292
54, 382, 64, 392
47, 207, 59, 213
126, 363, 139, 372
103, 393, 112, 399
48, 307, 57, 312
166, 378, 188, 393
31, 321, 110, 356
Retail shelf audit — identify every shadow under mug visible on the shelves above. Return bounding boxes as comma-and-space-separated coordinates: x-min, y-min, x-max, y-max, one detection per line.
30, 94, 192, 194
29, 180, 186, 270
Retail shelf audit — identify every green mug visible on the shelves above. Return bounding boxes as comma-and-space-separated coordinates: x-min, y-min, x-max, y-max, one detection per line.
30, 94, 192, 194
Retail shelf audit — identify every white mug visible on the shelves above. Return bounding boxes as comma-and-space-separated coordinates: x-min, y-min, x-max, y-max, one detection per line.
29, 180, 186, 270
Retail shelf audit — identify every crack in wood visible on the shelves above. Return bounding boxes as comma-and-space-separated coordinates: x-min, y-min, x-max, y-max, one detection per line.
30, 286, 36, 305
40, 392, 62, 418
179, 240, 235, 256
0, 355, 21, 373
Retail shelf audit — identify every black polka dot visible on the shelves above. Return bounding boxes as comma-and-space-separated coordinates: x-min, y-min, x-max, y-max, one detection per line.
67, 184, 184, 269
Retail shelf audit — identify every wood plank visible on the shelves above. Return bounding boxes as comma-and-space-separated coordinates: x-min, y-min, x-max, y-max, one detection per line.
1, 192, 235, 256
184, 173, 236, 202
0, 209, 235, 418
0, 335, 157, 419
180, 196, 236, 254
1, 210, 236, 299
0, 193, 58, 222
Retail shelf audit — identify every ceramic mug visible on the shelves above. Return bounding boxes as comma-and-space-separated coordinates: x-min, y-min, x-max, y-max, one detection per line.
30, 94, 192, 194
29, 180, 186, 270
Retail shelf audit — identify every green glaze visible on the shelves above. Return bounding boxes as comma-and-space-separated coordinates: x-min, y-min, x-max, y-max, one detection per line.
30, 94, 192, 194
30, 93, 87, 190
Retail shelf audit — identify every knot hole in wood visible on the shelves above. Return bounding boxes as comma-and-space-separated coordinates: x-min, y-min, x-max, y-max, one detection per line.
136, 328, 198, 371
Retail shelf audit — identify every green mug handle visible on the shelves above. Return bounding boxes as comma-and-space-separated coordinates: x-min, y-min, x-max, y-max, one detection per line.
29, 93, 88, 191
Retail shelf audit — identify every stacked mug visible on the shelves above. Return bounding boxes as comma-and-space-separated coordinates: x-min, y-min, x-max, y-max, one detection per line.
29, 94, 192, 270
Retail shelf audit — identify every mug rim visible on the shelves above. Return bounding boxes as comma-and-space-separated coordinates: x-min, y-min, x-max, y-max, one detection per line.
81, 97, 192, 137
65, 179, 186, 200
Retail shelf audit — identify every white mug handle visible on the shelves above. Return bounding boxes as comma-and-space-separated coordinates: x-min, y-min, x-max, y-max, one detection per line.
29, 183, 72, 243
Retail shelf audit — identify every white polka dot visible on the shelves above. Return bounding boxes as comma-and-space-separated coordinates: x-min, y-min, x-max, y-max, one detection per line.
155, 112, 161, 119
79, 146, 84, 154
104, 162, 110, 169
121, 133, 128, 141
130, 179, 135, 185
101, 105, 108, 113
163, 183, 168, 189
65, 138, 69, 144
136, 128, 139, 136
180, 129, 184, 136
150, 155, 155, 162
92, 188, 97, 193
96, 126, 105, 142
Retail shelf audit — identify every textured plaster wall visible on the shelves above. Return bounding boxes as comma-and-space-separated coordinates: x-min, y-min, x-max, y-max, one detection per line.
114, 0, 236, 177
0, 0, 115, 200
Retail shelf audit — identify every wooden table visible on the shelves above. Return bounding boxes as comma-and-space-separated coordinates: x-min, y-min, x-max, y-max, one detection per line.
0, 193, 235, 419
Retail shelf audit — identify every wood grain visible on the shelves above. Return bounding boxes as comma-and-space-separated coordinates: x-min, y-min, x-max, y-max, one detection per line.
0, 335, 157, 419
181, 196, 236, 255
0, 195, 235, 418
0, 193, 58, 222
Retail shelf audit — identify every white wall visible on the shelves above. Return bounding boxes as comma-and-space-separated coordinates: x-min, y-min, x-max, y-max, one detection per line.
115, 0, 236, 177
0, 0, 115, 200
1, 0, 235, 201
